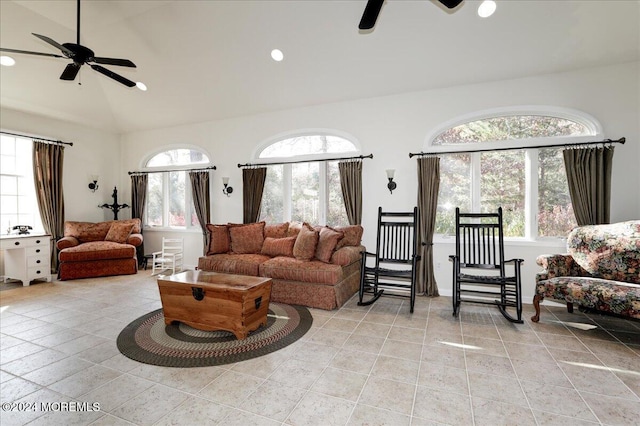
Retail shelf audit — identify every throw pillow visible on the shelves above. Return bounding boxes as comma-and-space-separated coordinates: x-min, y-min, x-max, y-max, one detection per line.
206, 224, 230, 255
228, 222, 265, 254
265, 222, 289, 239
104, 222, 135, 243
261, 236, 296, 257
293, 223, 319, 261
287, 221, 303, 238
335, 225, 364, 249
315, 226, 345, 263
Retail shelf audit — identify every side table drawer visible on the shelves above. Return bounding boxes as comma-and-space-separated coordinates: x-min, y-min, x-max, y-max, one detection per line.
26, 246, 46, 256
28, 266, 49, 280
28, 256, 48, 267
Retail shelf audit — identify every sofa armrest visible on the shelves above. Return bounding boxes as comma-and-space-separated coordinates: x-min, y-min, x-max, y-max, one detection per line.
331, 245, 364, 266
57, 236, 79, 250
127, 233, 143, 246
536, 253, 590, 281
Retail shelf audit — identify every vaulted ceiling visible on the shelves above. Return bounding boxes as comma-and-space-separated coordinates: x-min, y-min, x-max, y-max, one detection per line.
1, 1, 638, 134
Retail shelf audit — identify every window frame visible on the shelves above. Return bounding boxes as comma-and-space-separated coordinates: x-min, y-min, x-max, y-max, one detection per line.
141, 145, 212, 232
254, 129, 361, 225
426, 106, 603, 242
0, 134, 44, 234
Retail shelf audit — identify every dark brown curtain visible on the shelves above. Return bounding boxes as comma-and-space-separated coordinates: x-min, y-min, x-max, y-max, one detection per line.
189, 171, 211, 254
338, 160, 363, 225
563, 146, 614, 226
242, 167, 267, 223
417, 156, 440, 296
32, 141, 65, 272
130, 174, 148, 264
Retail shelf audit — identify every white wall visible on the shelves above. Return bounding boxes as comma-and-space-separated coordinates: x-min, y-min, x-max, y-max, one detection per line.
0, 108, 122, 222
120, 62, 640, 300
3, 62, 638, 300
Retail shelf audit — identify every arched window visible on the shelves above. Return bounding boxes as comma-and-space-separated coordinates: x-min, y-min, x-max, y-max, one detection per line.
428, 108, 601, 238
144, 148, 211, 229
256, 132, 359, 225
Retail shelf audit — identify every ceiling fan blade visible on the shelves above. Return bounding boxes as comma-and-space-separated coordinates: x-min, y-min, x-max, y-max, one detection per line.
32, 33, 74, 57
439, 0, 464, 9
91, 57, 136, 68
60, 63, 81, 81
90, 64, 136, 87
0, 47, 64, 58
359, 0, 385, 30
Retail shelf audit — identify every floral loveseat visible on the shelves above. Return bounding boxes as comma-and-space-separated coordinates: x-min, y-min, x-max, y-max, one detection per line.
57, 219, 143, 280
531, 220, 640, 322
197, 221, 363, 310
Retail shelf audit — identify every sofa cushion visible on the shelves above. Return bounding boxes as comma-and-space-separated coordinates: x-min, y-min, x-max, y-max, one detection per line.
197, 253, 271, 276
335, 225, 364, 249
59, 241, 136, 262
105, 222, 135, 243
229, 222, 265, 254
261, 236, 296, 257
260, 257, 343, 285
206, 224, 230, 255
265, 222, 289, 239
536, 277, 640, 319
57, 236, 79, 250
567, 220, 640, 284
293, 223, 319, 261
315, 227, 344, 263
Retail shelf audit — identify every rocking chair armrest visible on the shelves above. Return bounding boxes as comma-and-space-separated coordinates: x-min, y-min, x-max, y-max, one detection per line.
504, 258, 524, 264
361, 250, 376, 257
151, 250, 162, 257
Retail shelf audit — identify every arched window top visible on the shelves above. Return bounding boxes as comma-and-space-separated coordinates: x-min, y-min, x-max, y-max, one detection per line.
144, 147, 210, 168
255, 130, 360, 161
427, 106, 602, 148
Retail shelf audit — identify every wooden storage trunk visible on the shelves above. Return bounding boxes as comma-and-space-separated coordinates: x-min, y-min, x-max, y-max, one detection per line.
157, 270, 272, 340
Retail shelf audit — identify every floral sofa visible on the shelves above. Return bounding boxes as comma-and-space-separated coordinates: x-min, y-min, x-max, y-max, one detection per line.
56, 219, 143, 280
531, 220, 640, 322
197, 221, 363, 310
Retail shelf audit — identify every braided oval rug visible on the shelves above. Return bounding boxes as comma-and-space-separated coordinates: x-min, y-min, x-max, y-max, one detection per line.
116, 303, 312, 367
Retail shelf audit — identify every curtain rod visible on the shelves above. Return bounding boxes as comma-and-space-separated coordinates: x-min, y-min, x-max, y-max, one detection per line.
408, 137, 625, 158
1, 131, 73, 146
128, 165, 216, 175
238, 153, 373, 168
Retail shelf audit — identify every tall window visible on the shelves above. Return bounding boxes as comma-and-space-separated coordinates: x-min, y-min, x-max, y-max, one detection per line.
0, 134, 43, 234
258, 133, 358, 226
431, 111, 598, 238
144, 148, 210, 229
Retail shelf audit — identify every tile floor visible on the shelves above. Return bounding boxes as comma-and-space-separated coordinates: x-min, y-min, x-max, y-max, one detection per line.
1, 270, 639, 425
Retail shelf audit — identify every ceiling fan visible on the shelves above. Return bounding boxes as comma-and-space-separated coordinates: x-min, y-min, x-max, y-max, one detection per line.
0, 0, 137, 87
359, 0, 464, 30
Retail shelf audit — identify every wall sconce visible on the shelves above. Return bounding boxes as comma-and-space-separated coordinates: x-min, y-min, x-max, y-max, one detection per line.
88, 175, 99, 192
222, 177, 233, 196
386, 169, 397, 194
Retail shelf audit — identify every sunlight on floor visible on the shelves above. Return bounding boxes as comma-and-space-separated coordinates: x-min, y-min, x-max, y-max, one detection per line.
439, 341, 483, 350
562, 361, 640, 377
552, 320, 598, 331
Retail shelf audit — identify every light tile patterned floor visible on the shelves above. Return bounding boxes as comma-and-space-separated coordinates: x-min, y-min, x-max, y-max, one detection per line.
1, 270, 639, 425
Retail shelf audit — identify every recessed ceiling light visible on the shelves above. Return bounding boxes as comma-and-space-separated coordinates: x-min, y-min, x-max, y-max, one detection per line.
271, 49, 284, 62
136, 82, 147, 91
478, 0, 497, 18
0, 55, 16, 66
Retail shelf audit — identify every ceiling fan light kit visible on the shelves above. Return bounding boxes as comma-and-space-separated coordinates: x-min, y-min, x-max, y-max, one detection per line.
0, 0, 138, 88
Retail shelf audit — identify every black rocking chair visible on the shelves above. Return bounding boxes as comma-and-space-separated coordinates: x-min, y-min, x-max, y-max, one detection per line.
359, 207, 420, 313
449, 207, 524, 323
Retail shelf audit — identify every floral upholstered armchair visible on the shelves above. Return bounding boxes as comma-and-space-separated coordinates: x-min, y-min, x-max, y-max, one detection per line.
531, 220, 640, 321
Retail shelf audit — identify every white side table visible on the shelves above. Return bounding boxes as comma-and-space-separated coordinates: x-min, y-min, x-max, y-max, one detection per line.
0, 234, 52, 286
